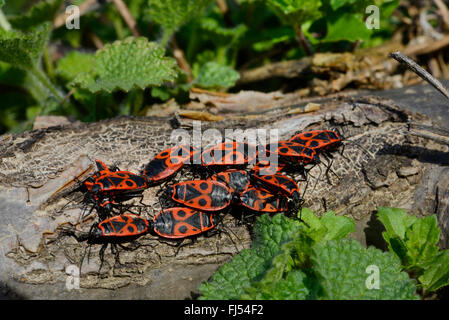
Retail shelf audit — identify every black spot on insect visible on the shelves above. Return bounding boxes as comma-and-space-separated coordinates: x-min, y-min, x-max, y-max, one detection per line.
126, 180, 134, 187
179, 226, 187, 234
199, 198, 207, 206
200, 182, 209, 190
178, 209, 186, 217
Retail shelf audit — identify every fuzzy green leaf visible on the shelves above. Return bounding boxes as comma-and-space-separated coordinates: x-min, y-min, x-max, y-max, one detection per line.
198, 214, 303, 300
56, 51, 95, 83
9, 0, 64, 31
267, 0, 322, 28
301, 209, 354, 242
72, 37, 178, 93
147, 0, 214, 45
199, 17, 247, 42
0, 22, 51, 70
242, 270, 309, 300
312, 239, 418, 300
194, 62, 240, 89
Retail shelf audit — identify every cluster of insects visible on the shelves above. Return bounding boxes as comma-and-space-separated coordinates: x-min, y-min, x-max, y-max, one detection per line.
65, 129, 344, 268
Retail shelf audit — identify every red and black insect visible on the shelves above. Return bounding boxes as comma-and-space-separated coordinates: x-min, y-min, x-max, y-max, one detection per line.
89, 213, 151, 241
69, 213, 151, 271
84, 159, 114, 192
166, 179, 233, 211
239, 186, 289, 213
83, 160, 149, 217
152, 207, 218, 239
252, 160, 286, 175
251, 172, 301, 202
201, 141, 258, 166
289, 129, 343, 153
89, 171, 148, 194
143, 144, 198, 184
264, 141, 319, 165
211, 169, 250, 195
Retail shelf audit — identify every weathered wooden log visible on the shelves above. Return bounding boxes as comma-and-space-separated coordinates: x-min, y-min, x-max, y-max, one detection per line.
0, 83, 448, 299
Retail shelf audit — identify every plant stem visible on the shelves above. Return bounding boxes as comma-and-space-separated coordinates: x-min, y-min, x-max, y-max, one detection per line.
30, 66, 65, 102
43, 47, 56, 82
111, 0, 141, 37
161, 28, 175, 48
294, 25, 313, 56
0, 8, 11, 31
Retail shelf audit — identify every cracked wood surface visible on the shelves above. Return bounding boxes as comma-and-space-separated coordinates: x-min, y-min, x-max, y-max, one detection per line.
0, 89, 448, 299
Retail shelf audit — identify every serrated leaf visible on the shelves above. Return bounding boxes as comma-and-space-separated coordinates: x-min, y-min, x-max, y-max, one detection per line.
377, 207, 417, 241
198, 249, 268, 300
418, 251, 449, 292
312, 239, 418, 300
404, 215, 440, 269
0, 22, 51, 70
198, 214, 303, 300
56, 51, 95, 83
200, 17, 247, 42
242, 270, 309, 300
9, 0, 64, 31
147, 0, 213, 45
330, 0, 356, 10
320, 211, 355, 241
301, 209, 354, 242
72, 37, 178, 93
267, 0, 322, 27
194, 62, 240, 89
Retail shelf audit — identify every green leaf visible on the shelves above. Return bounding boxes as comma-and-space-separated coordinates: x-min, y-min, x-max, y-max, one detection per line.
301, 209, 354, 242
324, 11, 371, 42
377, 207, 417, 241
311, 239, 419, 299
404, 215, 440, 269
242, 270, 309, 300
0, 22, 52, 70
320, 211, 355, 241
418, 251, 449, 292
9, 0, 64, 31
72, 37, 178, 93
56, 51, 95, 83
251, 26, 295, 51
267, 0, 322, 28
0, 0, 4, 8
146, 0, 214, 45
198, 214, 303, 300
330, 0, 356, 10
376, 207, 440, 268
194, 62, 240, 89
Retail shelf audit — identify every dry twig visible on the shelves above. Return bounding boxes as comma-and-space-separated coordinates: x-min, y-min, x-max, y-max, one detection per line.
110, 0, 141, 37
390, 51, 449, 100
